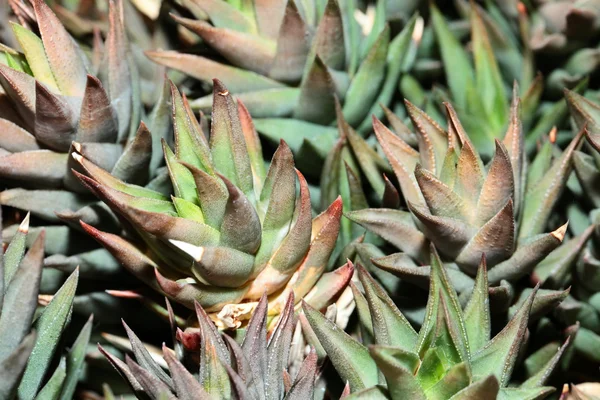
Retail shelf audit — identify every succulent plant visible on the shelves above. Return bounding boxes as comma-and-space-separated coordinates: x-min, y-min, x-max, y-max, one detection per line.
346, 90, 588, 300
0, 210, 92, 399
528, 0, 600, 56
101, 292, 319, 399
147, 0, 421, 133
303, 248, 569, 399
558, 89, 600, 368
0, 0, 166, 299
74, 80, 352, 328
423, 1, 587, 157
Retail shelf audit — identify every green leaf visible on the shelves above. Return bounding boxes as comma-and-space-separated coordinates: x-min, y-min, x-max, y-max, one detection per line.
31, 0, 88, 97
471, 285, 537, 386
448, 375, 500, 399
253, 118, 337, 156
18, 268, 79, 400
302, 301, 379, 391
431, 4, 474, 110
497, 387, 555, 400
209, 79, 254, 197
10, 23, 58, 91
3, 213, 29, 284
357, 264, 417, 351
0, 232, 44, 361
343, 26, 390, 127
520, 129, 583, 240
0, 332, 36, 399
471, 6, 508, 137
463, 256, 491, 353
58, 315, 93, 400
35, 358, 66, 400
369, 345, 425, 400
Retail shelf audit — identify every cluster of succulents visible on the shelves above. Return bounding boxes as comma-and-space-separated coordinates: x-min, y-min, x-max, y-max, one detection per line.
1, 0, 600, 398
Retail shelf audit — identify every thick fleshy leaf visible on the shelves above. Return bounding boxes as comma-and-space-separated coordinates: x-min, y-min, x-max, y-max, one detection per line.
191, 0, 256, 33
302, 301, 379, 391
58, 315, 93, 400
171, 241, 255, 288
369, 345, 425, 400
171, 83, 213, 173
0, 332, 36, 399
146, 51, 284, 93
74, 154, 168, 200
195, 302, 231, 397
271, 197, 341, 306
285, 349, 318, 400
532, 224, 594, 288
497, 386, 555, 400
3, 213, 29, 284
520, 129, 583, 240
248, 170, 311, 297
0, 119, 39, 152
345, 208, 428, 262
237, 100, 266, 187
10, 23, 58, 90
238, 294, 267, 394
431, 4, 474, 110
268, 0, 310, 82
172, 15, 275, 76
409, 203, 474, 261
310, 0, 345, 70
463, 256, 491, 354
77, 173, 219, 246
415, 164, 469, 221
154, 269, 248, 312
471, 285, 538, 386
372, 116, 423, 206
112, 122, 152, 184
18, 269, 78, 399
0, 231, 44, 361
448, 375, 499, 399
565, 89, 600, 138
293, 56, 336, 124
218, 175, 261, 253
489, 223, 567, 284
210, 80, 254, 196
34, 81, 77, 152
98, 345, 145, 395
123, 321, 173, 389
163, 345, 211, 400
32, 0, 88, 97
455, 199, 515, 271
358, 264, 417, 350
424, 362, 470, 399
303, 261, 354, 311
343, 26, 390, 126
125, 357, 176, 399
522, 337, 570, 388
266, 292, 296, 399
476, 141, 514, 225
0, 65, 36, 127
471, 5, 509, 137
0, 150, 67, 188
77, 74, 118, 144
406, 100, 448, 177
358, 15, 419, 132
254, 0, 287, 40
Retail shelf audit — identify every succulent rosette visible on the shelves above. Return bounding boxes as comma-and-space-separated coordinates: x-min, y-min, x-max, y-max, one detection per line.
75, 80, 352, 328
